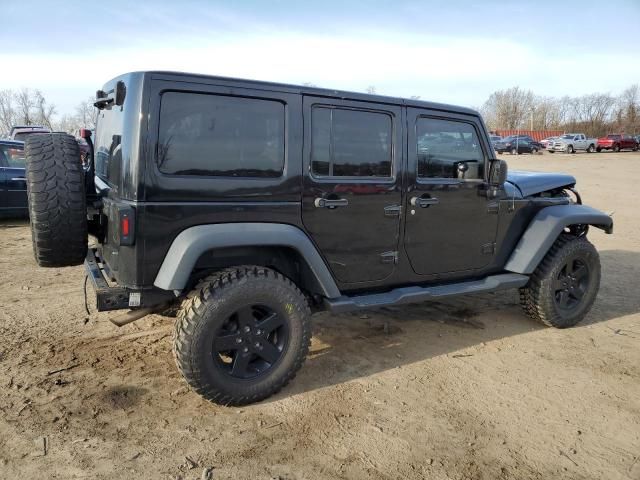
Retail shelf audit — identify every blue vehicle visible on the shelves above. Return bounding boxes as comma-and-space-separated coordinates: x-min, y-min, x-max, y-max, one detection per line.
0, 140, 27, 218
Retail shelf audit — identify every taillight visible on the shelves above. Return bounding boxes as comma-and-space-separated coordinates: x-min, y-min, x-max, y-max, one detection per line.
118, 206, 135, 246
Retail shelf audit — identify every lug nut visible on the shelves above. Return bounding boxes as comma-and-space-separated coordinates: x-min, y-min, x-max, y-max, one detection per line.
243, 326, 251, 333
235, 337, 242, 344
243, 347, 249, 353
256, 329, 262, 335
255, 342, 261, 348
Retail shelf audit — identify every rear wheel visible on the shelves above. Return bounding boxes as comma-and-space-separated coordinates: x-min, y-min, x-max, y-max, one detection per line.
531, 147, 538, 154
613, 144, 620, 152
596, 147, 602, 152
520, 235, 600, 328
587, 144, 595, 153
24, 133, 87, 267
174, 266, 311, 405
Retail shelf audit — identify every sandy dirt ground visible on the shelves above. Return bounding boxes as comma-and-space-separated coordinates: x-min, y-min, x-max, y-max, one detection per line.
0, 151, 639, 480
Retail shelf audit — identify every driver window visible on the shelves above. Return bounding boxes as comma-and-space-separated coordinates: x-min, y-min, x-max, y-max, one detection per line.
416, 117, 484, 179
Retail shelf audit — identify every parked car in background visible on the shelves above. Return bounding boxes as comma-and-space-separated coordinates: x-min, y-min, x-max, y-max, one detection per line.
9, 125, 51, 141
0, 140, 27, 217
494, 136, 542, 154
540, 137, 558, 149
489, 135, 502, 147
596, 134, 639, 152
547, 134, 597, 153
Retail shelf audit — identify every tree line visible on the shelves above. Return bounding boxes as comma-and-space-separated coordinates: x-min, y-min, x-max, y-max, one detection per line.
481, 85, 639, 137
0, 89, 95, 137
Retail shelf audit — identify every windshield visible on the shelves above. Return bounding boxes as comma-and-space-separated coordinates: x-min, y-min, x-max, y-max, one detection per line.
607, 134, 621, 139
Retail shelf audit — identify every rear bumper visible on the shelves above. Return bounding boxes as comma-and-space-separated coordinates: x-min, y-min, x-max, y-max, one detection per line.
85, 248, 175, 311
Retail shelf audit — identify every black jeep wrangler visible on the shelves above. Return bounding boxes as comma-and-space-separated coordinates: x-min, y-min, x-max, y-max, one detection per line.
23, 71, 613, 405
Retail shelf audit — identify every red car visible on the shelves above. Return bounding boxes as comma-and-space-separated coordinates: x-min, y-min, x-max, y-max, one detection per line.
596, 134, 639, 152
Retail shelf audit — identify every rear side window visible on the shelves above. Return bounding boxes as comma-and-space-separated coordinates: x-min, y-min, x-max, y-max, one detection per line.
157, 92, 285, 177
0, 145, 25, 167
311, 106, 392, 178
416, 117, 484, 179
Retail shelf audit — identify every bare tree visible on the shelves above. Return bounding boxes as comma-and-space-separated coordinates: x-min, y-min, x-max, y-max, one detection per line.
75, 97, 97, 130
15, 88, 36, 126
481, 87, 535, 130
0, 90, 17, 135
366, 85, 377, 95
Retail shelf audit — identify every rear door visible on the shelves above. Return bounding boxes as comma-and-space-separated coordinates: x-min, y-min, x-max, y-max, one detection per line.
301, 97, 403, 285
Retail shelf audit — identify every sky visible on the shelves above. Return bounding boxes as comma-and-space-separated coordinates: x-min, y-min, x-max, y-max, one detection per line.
1, 0, 639, 116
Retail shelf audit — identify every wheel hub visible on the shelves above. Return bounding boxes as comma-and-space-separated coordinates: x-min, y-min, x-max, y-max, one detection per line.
212, 304, 288, 379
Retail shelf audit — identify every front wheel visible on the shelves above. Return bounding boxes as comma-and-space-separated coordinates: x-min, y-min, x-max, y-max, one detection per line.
566, 145, 575, 154
587, 144, 595, 153
520, 235, 600, 328
174, 266, 311, 405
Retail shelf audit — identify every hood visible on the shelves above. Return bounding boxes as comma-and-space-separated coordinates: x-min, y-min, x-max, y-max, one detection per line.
506, 170, 576, 197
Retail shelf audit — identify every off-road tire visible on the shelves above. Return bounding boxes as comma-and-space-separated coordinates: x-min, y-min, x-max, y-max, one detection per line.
519, 235, 600, 328
174, 266, 311, 405
24, 133, 87, 267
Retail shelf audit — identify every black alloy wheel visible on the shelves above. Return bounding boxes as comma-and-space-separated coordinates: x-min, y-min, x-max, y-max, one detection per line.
553, 256, 590, 312
213, 304, 288, 379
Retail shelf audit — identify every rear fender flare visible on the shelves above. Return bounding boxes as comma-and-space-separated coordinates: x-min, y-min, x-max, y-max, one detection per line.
153, 223, 341, 298
504, 204, 613, 274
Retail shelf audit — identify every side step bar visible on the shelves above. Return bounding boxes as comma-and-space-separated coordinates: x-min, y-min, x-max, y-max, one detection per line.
324, 273, 529, 314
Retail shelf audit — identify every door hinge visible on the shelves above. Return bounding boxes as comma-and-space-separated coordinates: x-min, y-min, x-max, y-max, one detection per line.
380, 251, 398, 264
384, 205, 402, 217
487, 202, 499, 214
481, 242, 496, 254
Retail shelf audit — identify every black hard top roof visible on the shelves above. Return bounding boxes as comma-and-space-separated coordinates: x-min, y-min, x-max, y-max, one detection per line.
120, 71, 480, 117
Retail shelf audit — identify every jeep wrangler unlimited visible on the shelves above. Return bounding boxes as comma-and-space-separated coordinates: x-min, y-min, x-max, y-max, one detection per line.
23, 71, 613, 405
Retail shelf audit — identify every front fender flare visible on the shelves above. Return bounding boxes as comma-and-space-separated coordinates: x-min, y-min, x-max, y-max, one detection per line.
153, 223, 341, 298
504, 204, 613, 274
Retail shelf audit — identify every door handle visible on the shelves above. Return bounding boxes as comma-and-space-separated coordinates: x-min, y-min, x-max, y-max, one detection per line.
410, 196, 439, 208
314, 197, 349, 209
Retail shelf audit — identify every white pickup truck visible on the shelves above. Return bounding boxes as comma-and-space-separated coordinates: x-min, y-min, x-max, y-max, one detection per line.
547, 133, 597, 154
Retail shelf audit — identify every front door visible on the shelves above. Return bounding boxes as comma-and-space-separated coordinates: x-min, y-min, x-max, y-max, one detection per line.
301, 97, 403, 284
404, 109, 499, 276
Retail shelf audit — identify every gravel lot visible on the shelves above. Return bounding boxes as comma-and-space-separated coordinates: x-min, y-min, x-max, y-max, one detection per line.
1, 151, 639, 480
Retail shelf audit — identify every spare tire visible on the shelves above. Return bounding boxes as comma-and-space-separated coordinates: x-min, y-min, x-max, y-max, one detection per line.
24, 133, 87, 267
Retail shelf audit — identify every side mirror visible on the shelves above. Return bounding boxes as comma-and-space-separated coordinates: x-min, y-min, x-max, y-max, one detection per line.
488, 159, 507, 198
489, 159, 508, 186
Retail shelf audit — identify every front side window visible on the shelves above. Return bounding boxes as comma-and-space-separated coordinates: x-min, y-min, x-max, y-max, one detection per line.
416, 117, 484, 179
311, 106, 392, 177
158, 92, 285, 177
